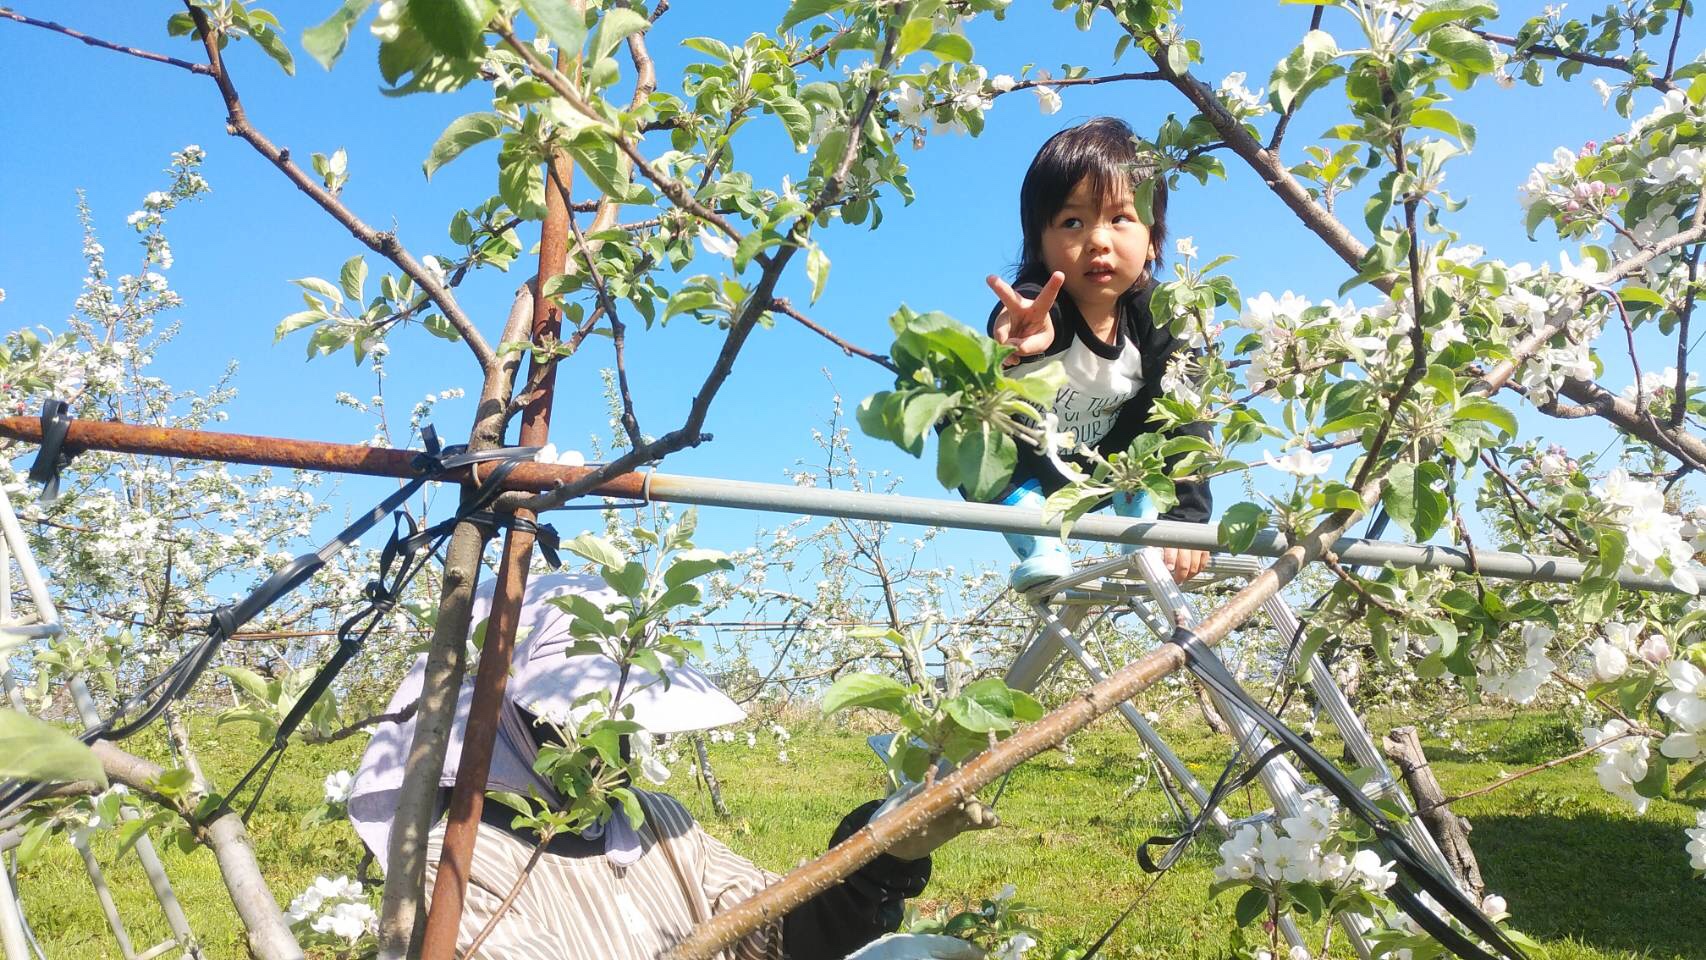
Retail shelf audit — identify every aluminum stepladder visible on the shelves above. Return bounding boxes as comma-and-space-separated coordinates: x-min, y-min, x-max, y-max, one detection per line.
1004, 547, 1464, 959
0, 486, 205, 960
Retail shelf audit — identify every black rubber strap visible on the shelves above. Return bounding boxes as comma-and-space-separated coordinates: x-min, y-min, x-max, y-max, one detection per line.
1168, 627, 1525, 960
25, 399, 77, 503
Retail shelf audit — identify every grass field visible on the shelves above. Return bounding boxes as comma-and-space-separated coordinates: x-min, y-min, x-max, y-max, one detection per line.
11, 705, 1704, 959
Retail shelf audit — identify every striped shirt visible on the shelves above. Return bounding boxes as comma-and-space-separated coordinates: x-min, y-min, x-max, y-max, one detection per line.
423, 790, 782, 960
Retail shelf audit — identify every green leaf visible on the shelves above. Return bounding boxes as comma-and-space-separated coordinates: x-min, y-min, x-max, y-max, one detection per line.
569, 134, 630, 199
898, 392, 954, 457
806, 244, 830, 304
0, 711, 106, 788
923, 33, 973, 63
821, 673, 909, 715
424, 111, 504, 179
1269, 29, 1341, 113
662, 549, 734, 588
765, 93, 813, 148
303, 0, 376, 69
938, 418, 1016, 502
339, 255, 368, 301
1165, 41, 1188, 77
215, 665, 276, 705
1410, 0, 1498, 35
590, 7, 649, 61
519, 0, 587, 56
781, 0, 846, 30
248, 22, 297, 75
1219, 502, 1266, 553
1454, 398, 1517, 439
944, 691, 1014, 734
896, 18, 933, 58
274, 310, 323, 342
1676, 758, 1706, 794
565, 533, 625, 570
1427, 23, 1496, 74
498, 139, 546, 219
291, 276, 344, 303
406, 0, 494, 59
1409, 107, 1476, 149
1234, 887, 1269, 927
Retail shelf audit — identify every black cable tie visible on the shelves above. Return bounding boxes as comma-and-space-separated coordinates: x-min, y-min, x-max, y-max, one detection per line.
26, 399, 78, 503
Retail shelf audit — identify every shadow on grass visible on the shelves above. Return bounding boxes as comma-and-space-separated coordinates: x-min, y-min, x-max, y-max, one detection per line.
1473, 810, 1705, 959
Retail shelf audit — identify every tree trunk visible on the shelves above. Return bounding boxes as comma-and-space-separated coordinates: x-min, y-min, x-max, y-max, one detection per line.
92, 742, 304, 960
1380, 726, 1485, 897
692, 734, 730, 818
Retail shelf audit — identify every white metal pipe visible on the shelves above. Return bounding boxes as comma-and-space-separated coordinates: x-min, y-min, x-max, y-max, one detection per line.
644, 473, 1680, 592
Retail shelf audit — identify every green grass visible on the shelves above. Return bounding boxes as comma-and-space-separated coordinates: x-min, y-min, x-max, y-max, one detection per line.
11, 707, 1704, 959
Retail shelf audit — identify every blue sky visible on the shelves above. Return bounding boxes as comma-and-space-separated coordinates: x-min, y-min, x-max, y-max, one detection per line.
0, 2, 1669, 593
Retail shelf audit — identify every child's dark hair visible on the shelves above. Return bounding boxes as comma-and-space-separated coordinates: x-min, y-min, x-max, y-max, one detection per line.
1015, 116, 1168, 289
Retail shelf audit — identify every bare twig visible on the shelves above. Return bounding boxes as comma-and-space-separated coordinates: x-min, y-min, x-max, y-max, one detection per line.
307, 701, 421, 744
1672, 245, 1701, 428
1439, 732, 1631, 808
769, 298, 897, 372
1478, 451, 1589, 552
459, 833, 553, 958
0, 7, 211, 74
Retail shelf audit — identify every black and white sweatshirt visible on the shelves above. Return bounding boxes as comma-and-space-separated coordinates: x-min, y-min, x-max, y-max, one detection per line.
985, 278, 1213, 524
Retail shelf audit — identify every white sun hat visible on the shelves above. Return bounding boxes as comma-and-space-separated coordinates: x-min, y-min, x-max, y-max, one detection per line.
348, 571, 745, 868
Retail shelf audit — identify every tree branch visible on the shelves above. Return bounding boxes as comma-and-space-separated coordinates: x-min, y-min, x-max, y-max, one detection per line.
1471, 27, 1677, 93
180, 4, 495, 372
769, 298, 897, 372
0, 7, 211, 74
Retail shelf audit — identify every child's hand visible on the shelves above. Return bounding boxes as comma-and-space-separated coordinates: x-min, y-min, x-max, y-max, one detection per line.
988, 271, 1064, 359
1161, 547, 1209, 584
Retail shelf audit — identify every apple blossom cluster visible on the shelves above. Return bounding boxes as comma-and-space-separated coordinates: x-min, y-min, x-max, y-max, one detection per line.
1619, 365, 1700, 416
1213, 797, 1397, 896
1476, 623, 1557, 705
1583, 718, 1654, 813
285, 875, 376, 949
1592, 469, 1704, 593
323, 769, 354, 806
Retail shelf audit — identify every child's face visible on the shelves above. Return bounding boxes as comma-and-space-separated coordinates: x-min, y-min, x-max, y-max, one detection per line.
1040, 178, 1153, 314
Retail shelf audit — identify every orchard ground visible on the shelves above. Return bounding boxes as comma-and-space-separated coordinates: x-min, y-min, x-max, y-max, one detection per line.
14, 704, 1703, 959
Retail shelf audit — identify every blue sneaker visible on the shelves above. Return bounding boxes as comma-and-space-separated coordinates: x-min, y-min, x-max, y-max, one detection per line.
1001, 481, 1071, 591
1110, 491, 1157, 555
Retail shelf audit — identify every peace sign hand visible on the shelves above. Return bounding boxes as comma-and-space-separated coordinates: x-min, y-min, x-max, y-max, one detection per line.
988, 271, 1064, 360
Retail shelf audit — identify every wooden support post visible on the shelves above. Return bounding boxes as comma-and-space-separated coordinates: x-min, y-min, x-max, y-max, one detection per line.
1381, 726, 1486, 897
417, 148, 573, 960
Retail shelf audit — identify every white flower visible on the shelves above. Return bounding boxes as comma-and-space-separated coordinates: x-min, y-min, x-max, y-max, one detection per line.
1348, 848, 1397, 892
889, 82, 928, 128
311, 900, 375, 944
631, 733, 672, 785
994, 932, 1037, 960
1593, 77, 1615, 108
1218, 71, 1270, 116
1174, 236, 1199, 259
1288, 947, 1311, 960
1263, 448, 1333, 477
1481, 893, 1509, 919
1280, 799, 1336, 846
1033, 85, 1062, 115
323, 770, 354, 805
1214, 824, 1260, 881
990, 74, 1016, 92
698, 227, 738, 259
1686, 810, 1706, 873
1584, 719, 1652, 814
1590, 637, 1630, 681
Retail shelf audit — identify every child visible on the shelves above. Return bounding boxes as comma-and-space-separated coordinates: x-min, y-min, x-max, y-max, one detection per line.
983, 116, 1212, 590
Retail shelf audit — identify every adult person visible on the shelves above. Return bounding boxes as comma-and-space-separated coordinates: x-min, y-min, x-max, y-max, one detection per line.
349, 571, 996, 959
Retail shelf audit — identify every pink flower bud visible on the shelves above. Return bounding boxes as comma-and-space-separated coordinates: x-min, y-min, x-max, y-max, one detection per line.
1639, 634, 1672, 664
